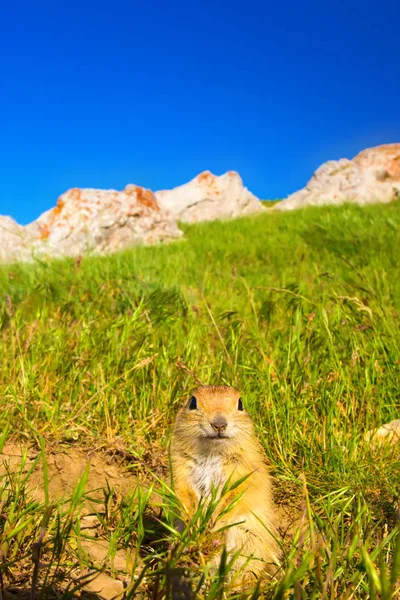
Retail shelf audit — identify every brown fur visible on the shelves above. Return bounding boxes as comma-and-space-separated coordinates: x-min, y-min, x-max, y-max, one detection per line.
171, 385, 280, 583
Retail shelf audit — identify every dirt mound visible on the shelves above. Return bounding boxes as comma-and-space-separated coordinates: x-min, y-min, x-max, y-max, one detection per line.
0, 441, 138, 507
0, 442, 151, 599
0, 442, 297, 599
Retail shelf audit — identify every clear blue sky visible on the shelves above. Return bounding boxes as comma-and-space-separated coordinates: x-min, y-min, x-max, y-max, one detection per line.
1, 0, 399, 224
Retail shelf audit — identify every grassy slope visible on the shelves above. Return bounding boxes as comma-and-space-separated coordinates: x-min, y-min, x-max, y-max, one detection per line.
0, 202, 399, 598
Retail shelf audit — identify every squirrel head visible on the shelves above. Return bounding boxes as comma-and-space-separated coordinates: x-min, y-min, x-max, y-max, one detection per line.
173, 385, 254, 448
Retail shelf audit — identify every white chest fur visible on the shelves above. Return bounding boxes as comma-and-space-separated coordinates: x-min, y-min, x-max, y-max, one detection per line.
190, 454, 224, 499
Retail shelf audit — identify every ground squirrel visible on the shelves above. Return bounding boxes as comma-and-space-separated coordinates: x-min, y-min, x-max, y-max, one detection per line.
171, 385, 280, 583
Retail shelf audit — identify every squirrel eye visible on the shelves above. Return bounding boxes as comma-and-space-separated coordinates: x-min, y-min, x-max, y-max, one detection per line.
188, 396, 197, 410
238, 398, 244, 411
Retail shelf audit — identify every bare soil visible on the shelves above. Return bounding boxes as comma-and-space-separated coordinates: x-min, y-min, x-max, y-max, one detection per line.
0, 441, 297, 599
0, 441, 148, 599
1, 441, 139, 507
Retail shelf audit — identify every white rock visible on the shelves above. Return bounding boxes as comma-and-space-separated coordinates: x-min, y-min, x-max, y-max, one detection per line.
0, 216, 33, 262
27, 185, 183, 258
0, 172, 263, 263
274, 143, 400, 211
155, 170, 264, 223
82, 572, 125, 600
0, 185, 182, 264
365, 419, 400, 446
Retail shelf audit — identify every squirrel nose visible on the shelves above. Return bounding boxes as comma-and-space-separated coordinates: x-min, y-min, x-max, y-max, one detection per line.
211, 415, 228, 433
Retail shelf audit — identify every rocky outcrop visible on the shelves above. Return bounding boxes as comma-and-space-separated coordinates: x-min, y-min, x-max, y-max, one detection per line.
25, 185, 182, 259
3, 144, 399, 264
274, 144, 400, 211
0, 172, 264, 263
155, 170, 264, 223
0, 216, 34, 263
0, 185, 182, 263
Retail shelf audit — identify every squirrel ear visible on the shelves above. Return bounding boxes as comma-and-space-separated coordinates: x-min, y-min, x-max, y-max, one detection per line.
238, 398, 244, 411
188, 396, 197, 410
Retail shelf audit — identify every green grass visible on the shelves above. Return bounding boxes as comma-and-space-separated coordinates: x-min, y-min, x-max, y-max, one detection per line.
261, 199, 281, 206
0, 202, 399, 598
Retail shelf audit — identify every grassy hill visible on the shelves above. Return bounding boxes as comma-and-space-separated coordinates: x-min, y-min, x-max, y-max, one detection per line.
0, 202, 399, 598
